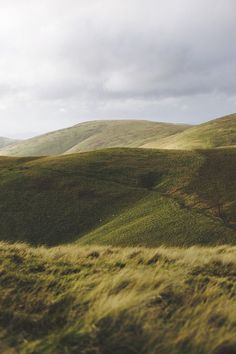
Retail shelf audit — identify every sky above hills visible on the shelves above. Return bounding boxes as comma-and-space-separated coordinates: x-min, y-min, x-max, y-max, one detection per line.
0, 0, 236, 138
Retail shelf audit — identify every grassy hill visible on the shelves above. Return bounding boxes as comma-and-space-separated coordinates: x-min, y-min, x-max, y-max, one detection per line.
0, 242, 235, 354
0, 137, 19, 149
0, 147, 236, 353
0, 120, 190, 156
0, 148, 235, 247
1, 114, 236, 157
142, 113, 236, 150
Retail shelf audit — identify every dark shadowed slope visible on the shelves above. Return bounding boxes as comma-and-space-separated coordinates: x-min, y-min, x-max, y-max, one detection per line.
0, 148, 235, 246
0, 120, 190, 156
142, 113, 236, 149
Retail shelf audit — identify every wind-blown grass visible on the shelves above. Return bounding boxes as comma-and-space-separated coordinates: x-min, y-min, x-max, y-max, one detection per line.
0, 242, 235, 354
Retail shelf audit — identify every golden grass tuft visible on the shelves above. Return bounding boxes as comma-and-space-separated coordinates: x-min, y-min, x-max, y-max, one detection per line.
0, 242, 235, 353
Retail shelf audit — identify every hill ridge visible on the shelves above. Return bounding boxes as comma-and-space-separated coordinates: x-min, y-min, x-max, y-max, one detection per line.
142, 113, 236, 150
1, 113, 236, 156
0, 120, 191, 157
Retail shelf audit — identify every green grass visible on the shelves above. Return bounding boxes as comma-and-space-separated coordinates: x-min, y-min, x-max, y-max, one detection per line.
0, 143, 236, 353
0, 148, 235, 246
0, 242, 235, 354
142, 113, 236, 149
78, 193, 235, 247
0, 120, 190, 157
1, 114, 236, 157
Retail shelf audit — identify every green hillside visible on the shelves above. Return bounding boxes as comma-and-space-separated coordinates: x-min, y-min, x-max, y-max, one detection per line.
0, 120, 190, 157
0, 242, 235, 354
1, 114, 236, 157
0, 148, 235, 247
142, 113, 236, 149
0, 137, 19, 149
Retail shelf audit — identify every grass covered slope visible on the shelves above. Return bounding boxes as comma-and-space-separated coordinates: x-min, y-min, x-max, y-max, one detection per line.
142, 113, 236, 149
0, 137, 19, 149
2, 114, 236, 156
0, 148, 235, 246
0, 242, 235, 354
0, 120, 190, 157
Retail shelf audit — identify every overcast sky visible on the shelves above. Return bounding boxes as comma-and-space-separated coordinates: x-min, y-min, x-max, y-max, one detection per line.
0, 0, 236, 138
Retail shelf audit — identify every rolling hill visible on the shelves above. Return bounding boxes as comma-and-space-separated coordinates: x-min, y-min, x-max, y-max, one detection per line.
142, 113, 236, 149
0, 120, 190, 156
0, 148, 235, 247
0, 147, 236, 354
0, 137, 19, 149
1, 114, 236, 157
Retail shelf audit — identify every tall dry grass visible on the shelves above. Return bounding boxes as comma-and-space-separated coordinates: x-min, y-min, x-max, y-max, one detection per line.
0, 242, 235, 353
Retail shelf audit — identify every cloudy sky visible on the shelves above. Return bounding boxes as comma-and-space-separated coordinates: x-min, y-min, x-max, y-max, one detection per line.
0, 0, 236, 138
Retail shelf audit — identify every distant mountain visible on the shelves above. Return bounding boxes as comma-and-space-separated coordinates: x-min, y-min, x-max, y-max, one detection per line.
0, 137, 19, 149
0, 120, 190, 156
142, 113, 236, 149
1, 114, 236, 156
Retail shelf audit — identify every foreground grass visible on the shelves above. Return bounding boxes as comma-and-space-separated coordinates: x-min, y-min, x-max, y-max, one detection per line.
0, 242, 235, 354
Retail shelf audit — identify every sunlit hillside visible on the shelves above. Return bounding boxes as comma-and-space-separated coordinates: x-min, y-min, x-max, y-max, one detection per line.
0, 120, 190, 157
142, 114, 236, 150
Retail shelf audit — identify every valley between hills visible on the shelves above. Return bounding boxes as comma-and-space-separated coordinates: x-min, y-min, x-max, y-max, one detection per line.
0, 113, 235, 354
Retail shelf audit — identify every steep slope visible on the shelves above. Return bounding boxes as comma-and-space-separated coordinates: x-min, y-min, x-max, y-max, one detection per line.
0, 120, 190, 156
142, 113, 236, 149
0, 137, 19, 149
0, 148, 235, 246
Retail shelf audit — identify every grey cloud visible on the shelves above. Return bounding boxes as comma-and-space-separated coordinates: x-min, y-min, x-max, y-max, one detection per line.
0, 0, 236, 137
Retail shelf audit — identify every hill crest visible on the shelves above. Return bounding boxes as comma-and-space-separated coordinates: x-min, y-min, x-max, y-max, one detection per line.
0, 119, 190, 157
1, 113, 236, 156
142, 113, 236, 150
